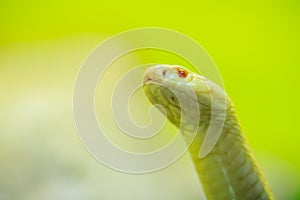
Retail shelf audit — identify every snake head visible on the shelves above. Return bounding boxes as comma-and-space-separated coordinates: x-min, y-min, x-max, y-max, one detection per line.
143, 64, 201, 129
143, 64, 232, 157
143, 65, 231, 114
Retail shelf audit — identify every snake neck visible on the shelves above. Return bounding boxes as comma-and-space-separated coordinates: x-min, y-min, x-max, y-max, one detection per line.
183, 105, 274, 200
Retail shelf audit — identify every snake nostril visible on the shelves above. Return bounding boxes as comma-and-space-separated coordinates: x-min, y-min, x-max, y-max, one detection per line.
144, 77, 152, 84
162, 70, 167, 78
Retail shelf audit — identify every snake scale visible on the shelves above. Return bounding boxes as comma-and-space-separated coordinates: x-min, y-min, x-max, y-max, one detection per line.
143, 65, 274, 200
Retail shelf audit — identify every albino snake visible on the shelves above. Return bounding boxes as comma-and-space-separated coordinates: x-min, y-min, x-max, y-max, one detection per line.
143, 65, 274, 200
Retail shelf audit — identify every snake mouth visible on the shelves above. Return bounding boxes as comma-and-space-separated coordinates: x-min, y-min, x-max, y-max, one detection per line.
143, 78, 201, 110
143, 74, 164, 86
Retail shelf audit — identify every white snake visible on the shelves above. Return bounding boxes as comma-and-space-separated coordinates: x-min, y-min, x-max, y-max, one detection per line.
143, 64, 274, 200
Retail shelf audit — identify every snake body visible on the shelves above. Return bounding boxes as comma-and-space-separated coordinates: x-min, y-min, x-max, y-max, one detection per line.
143, 65, 274, 200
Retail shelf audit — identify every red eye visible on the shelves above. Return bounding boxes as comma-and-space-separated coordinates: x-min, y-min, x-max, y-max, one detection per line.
175, 67, 188, 78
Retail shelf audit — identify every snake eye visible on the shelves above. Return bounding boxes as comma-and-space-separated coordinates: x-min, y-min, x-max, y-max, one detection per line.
174, 67, 188, 78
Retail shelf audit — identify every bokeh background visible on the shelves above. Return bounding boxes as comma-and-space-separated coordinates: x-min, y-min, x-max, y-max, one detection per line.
1, 1, 300, 199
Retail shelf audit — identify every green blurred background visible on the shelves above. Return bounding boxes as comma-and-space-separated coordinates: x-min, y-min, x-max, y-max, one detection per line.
1, 0, 300, 199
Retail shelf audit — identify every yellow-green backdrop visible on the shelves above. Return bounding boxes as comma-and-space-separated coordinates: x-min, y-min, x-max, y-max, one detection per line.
1, 1, 299, 199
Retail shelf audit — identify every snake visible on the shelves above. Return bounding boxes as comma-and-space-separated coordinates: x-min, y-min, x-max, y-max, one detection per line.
143, 64, 274, 200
